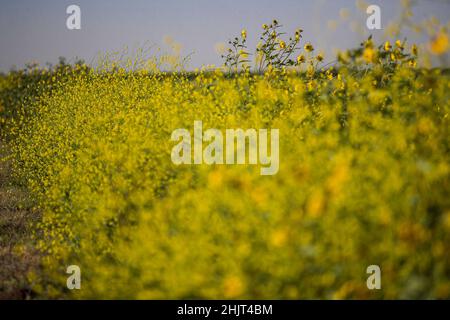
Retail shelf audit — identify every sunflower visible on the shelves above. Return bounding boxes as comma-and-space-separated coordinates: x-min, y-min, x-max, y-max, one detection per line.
297, 55, 305, 64
304, 43, 314, 52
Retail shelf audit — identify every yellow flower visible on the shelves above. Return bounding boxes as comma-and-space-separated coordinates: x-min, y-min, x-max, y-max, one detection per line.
390, 52, 397, 61
241, 29, 247, 40
271, 229, 288, 247
223, 276, 244, 298
262, 24, 268, 30
363, 47, 376, 63
297, 55, 305, 64
279, 40, 286, 49
430, 32, 449, 55
307, 189, 324, 218
295, 29, 303, 41
208, 170, 223, 188
326, 70, 334, 80
384, 41, 392, 51
316, 53, 324, 62
411, 44, 418, 56
304, 43, 314, 52
395, 40, 404, 49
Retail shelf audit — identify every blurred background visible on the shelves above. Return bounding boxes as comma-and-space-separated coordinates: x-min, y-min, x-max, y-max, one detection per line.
0, 0, 449, 70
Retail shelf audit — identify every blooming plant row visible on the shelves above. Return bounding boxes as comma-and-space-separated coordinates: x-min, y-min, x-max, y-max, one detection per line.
0, 22, 449, 299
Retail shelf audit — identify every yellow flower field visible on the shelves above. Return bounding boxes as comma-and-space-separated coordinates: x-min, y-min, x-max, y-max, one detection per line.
1, 31, 449, 299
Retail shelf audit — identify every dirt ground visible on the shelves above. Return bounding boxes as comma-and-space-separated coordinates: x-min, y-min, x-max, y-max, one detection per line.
0, 142, 40, 299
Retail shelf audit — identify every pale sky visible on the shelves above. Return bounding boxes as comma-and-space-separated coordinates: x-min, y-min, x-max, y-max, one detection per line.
0, 0, 449, 71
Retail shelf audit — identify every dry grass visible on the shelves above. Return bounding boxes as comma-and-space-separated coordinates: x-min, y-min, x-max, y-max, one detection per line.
0, 142, 40, 299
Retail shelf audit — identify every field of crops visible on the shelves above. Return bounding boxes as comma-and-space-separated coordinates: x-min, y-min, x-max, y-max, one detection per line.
1, 32, 449, 299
